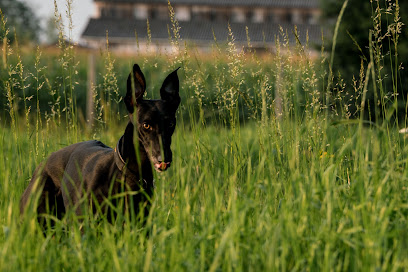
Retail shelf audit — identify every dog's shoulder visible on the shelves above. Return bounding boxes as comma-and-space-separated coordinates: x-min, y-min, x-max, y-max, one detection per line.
66, 140, 114, 161
44, 140, 113, 169
45, 140, 117, 184
76, 139, 111, 151
46, 140, 109, 157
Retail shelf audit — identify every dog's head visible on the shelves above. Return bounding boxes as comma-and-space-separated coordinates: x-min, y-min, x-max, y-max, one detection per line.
124, 64, 180, 172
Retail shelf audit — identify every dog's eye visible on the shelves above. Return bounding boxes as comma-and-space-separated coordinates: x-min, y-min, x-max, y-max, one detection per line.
143, 123, 151, 130
169, 123, 175, 128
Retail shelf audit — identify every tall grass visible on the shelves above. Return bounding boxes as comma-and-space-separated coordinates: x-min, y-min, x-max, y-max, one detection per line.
1, 0, 407, 271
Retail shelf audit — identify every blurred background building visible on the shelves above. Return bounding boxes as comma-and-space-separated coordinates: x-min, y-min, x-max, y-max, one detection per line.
81, 0, 321, 52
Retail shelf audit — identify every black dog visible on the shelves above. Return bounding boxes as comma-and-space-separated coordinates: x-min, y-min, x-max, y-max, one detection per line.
20, 64, 180, 223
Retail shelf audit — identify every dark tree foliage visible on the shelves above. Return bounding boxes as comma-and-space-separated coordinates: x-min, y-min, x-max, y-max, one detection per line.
0, 0, 41, 43
321, 0, 408, 119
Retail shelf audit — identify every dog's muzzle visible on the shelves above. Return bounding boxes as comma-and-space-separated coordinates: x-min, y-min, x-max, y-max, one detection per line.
154, 162, 171, 172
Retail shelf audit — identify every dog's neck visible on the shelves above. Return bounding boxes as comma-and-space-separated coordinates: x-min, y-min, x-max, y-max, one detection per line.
118, 121, 151, 175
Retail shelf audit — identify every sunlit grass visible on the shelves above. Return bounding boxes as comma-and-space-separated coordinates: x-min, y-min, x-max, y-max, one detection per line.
0, 0, 407, 271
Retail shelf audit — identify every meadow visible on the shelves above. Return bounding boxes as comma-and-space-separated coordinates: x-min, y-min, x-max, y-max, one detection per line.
1, 1, 408, 271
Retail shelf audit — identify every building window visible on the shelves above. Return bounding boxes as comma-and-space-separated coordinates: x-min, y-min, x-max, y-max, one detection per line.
100, 7, 107, 17
192, 6, 210, 21
306, 12, 319, 24
232, 9, 245, 23
157, 6, 168, 20
266, 12, 277, 23
134, 5, 148, 20
149, 9, 158, 20
285, 12, 292, 24
246, 11, 254, 22
291, 11, 302, 24
210, 10, 216, 21
252, 9, 265, 23
219, 11, 230, 22
175, 6, 191, 21
101, 6, 120, 18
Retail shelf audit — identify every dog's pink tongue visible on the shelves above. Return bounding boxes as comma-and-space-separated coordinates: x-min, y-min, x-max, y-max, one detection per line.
155, 162, 170, 171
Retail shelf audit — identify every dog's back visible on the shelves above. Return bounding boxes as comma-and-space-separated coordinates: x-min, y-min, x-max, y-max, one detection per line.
20, 140, 119, 220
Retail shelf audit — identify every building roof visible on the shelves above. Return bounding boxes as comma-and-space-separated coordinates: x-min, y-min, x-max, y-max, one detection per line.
93, 0, 320, 9
82, 18, 322, 46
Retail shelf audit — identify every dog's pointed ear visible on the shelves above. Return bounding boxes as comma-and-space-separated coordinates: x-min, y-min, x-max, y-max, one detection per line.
125, 64, 146, 113
160, 67, 180, 111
